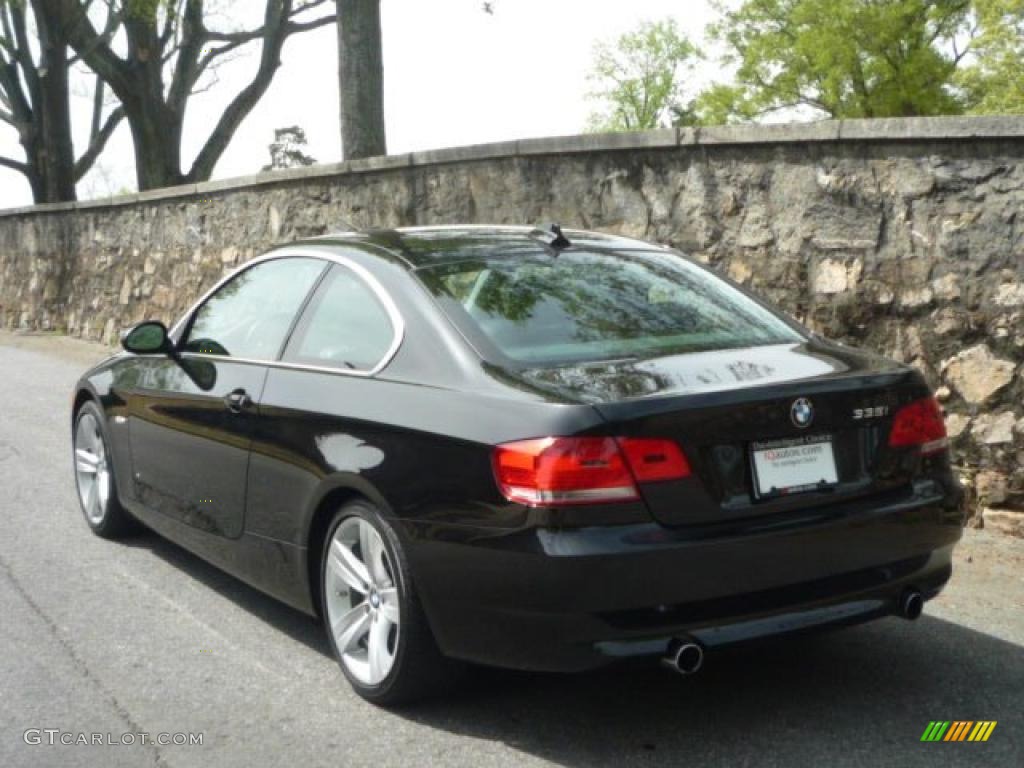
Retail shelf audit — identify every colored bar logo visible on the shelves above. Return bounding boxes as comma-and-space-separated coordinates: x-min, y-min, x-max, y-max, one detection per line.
921, 721, 997, 742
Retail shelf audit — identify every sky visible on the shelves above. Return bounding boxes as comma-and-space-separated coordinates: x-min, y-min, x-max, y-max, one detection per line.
0, 0, 720, 209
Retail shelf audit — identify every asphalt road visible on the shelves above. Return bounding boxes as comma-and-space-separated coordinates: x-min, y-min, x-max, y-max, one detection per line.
1, 336, 1022, 768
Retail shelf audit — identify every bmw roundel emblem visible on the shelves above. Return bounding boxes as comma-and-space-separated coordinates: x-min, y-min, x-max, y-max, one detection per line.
790, 398, 814, 428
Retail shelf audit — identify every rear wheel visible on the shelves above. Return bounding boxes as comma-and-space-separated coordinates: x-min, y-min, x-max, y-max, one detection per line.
73, 402, 136, 538
320, 500, 459, 705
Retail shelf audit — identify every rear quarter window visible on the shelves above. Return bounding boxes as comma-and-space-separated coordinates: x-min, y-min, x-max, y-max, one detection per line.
282, 264, 395, 372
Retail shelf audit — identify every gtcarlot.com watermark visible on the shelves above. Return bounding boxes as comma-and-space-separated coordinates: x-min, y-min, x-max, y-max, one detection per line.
24, 729, 203, 747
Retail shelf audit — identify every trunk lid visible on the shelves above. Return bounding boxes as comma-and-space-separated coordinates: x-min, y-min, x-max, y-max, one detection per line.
510, 341, 931, 526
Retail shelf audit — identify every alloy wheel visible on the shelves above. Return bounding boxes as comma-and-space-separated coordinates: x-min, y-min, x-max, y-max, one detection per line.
74, 412, 111, 525
325, 517, 401, 686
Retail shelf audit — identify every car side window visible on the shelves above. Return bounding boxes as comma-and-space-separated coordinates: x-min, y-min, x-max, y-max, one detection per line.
282, 264, 396, 372
182, 257, 327, 360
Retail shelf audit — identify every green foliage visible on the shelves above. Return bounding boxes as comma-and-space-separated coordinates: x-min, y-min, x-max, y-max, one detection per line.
959, 0, 1024, 113
121, 0, 175, 21
586, 19, 700, 132
699, 0, 974, 121
690, 83, 756, 125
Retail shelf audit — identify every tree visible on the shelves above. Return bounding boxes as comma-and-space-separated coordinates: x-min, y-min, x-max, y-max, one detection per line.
586, 19, 700, 132
48, 0, 335, 191
698, 0, 973, 122
959, 0, 1024, 113
262, 124, 315, 170
0, 0, 124, 202
336, 0, 385, 160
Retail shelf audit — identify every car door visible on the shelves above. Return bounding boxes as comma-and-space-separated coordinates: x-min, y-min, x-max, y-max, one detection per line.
127, 255, 329, 538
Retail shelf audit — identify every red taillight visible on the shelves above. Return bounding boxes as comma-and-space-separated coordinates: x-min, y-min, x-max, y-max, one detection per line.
888, 396, 949, 455
492, 436, 690, 507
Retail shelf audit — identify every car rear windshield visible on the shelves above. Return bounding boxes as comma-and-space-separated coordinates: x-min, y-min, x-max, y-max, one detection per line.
415, 248, 804, 366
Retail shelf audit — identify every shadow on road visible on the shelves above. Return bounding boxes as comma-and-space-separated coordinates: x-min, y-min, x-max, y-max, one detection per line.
125, 529, 1023, 767
120, 528, 331, 656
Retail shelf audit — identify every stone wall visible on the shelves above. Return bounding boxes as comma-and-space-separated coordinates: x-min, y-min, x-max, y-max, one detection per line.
0, 116, 1022, 533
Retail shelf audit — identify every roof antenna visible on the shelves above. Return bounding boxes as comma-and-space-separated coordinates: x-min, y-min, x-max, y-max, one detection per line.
530, 222, 571, 250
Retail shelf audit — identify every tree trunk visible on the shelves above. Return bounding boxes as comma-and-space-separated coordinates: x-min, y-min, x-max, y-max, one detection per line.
33, 9, 76, 201
337, 0, 386, 160
9, 2, 78, 203
122, 10, 186, 191
21, 159, 45, 204
128, 97, 186, 190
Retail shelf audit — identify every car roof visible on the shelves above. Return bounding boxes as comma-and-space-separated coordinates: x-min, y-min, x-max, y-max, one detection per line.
303, 225, 665, 269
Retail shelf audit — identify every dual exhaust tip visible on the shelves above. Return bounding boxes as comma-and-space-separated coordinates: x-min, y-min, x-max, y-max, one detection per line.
661, 588, 924, 676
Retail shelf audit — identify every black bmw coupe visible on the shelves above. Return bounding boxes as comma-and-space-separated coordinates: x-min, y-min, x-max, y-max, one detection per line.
71, 225, 963, 704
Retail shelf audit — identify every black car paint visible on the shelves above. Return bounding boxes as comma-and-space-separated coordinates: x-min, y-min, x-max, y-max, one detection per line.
73, 227, 964, 672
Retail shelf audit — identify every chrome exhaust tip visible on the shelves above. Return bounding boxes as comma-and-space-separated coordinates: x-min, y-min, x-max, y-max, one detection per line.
662, 639, 705, 675
898, 589, 924, 621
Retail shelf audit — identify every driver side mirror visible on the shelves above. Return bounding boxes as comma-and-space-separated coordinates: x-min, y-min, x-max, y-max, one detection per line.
121, 321, 172, 355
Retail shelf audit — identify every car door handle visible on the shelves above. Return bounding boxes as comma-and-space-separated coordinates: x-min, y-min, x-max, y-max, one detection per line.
224, 389, 252, 414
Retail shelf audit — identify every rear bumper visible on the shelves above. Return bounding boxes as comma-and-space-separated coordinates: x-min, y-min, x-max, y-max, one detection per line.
402, 482, 964, 672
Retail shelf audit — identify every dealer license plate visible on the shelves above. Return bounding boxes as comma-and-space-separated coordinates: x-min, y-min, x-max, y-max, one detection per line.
751, 435, 838, 497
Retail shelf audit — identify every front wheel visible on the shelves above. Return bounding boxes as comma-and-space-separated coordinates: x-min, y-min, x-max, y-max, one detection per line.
73, 402, 137, 539
320, 500, 460, 705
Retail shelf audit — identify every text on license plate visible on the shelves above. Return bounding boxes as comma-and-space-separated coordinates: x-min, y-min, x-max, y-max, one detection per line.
751, 435, 838, 497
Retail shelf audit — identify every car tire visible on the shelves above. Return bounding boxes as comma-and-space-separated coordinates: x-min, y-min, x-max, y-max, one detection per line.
320, 500, 461, 705
73, 401, 138, 539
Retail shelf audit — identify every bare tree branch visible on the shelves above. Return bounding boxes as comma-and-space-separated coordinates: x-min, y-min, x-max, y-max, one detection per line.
67, 0, 123, 68
89, 74, 104, 139
293, 0, 332, 12
8, 2, 38, 103
74, 104, 124, 180
53, 0, 134, 100
0, 3, 16, 51
0, 154, 28, 174
195, 38, 248, 72
204, 5, 336, 42
167, 0, 206, 114
187, 0, 301, 181
283, 14, 336, 35
160, 0, 185, 49
0, 51, 32, 124
190, 45, 247, 96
